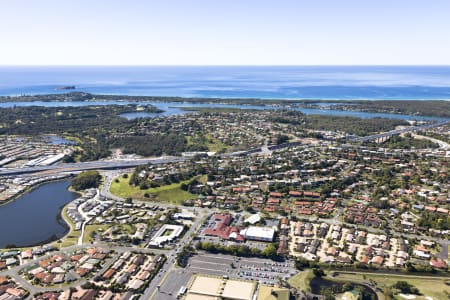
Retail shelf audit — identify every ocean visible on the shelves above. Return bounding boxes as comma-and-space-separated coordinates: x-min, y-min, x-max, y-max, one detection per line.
1, 66, 450, 100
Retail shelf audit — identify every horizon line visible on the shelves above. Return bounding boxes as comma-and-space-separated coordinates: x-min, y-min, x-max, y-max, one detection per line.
1, 64, 450, 67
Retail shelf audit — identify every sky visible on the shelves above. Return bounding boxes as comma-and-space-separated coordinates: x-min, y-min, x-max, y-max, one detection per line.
0, 0, 450, 65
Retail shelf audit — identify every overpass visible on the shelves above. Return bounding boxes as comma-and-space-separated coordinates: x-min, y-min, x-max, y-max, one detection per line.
0, 156, 186, 176
350, 120, 449, 143
2, 120, 448, 177
1, 140, 307, 176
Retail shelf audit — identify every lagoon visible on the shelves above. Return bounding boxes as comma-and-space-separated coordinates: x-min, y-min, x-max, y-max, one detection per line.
0, 180, 78, 248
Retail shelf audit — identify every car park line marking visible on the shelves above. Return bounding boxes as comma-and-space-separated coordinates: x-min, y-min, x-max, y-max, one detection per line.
189, 260, 230, 267
189, 266, 227, 273
197, 254, 235, 261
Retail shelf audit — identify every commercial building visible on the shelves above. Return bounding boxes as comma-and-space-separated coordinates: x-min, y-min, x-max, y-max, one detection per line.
240, 226, 275, 242
185, 275, 257, 300
148, 224, 183, 247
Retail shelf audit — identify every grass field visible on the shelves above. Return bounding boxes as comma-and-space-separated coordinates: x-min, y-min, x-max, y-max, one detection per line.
288, 269, 314, 292
186, 134, 227, 152
82, 224, 109, 244
204, 134, 227, 152
110, 175, 197, 204
58, 206, 81, 248
59, 233, 80, 248
331, 271, 450, 300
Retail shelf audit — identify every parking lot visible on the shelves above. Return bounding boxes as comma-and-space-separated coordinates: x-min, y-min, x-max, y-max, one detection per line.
237, 257, 296, 284
154, 269, 192, 300
153, 252, 297, 300
188, 252, 296, 285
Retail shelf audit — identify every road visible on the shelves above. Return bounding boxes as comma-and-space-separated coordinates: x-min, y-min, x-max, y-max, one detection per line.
0, 243, 168, 299
96, 169, 212, 300
410, 132, 450, 150
0, 120, 447, 177
143, 208, 207, 300
0, 156, 186, 176
301, 214, 450, 260
76, 189, 102, 245
351, 120, 449, 143
0, 140, 306, 177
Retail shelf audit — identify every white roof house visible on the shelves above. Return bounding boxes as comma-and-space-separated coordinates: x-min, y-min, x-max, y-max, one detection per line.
244, 214, 261, 225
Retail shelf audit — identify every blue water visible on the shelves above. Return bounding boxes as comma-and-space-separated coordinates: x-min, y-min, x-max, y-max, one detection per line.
116, 103, 445, 121
0, 180, 78, 248
1, 66, 450, 100
0, 99, 444, 121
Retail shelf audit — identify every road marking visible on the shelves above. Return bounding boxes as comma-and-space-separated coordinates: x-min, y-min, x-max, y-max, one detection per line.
189, 266, 227, 273
148, 267, 173, 300
197, 254, 234, 261
189, 260, 230, 267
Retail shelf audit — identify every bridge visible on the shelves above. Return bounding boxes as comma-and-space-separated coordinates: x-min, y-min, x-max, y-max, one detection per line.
350, 120, 449, 143
1, 141, 306, 176
0, 157, 186, 176
1, 121, 448, 177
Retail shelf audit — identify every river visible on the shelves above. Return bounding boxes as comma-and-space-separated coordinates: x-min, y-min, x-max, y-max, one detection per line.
0, 179, 78, 248
0, 100, 445, 121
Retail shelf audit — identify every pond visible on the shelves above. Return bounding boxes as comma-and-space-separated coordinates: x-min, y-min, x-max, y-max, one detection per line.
310, 276, 378, 300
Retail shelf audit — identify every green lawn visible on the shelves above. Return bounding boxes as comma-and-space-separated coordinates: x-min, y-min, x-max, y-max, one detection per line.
152, 188, 196, 204
288, 269, 314, 292
59, 233, 80, 248
110, 175, 196, 204
58, 206, 81, 248
186, 134, 227, 153
332, 272, 450, 300
204, 134, 227, 152
83, 224, 109, 244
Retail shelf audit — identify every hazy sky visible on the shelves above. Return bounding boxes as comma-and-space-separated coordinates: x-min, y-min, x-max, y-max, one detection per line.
1, 0, 449, 65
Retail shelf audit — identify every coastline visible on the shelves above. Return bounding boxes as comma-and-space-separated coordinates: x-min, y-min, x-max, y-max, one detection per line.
1, 93, 449, 119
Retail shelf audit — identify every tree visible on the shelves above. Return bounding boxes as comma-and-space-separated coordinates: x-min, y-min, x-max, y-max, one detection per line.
71, 170, 101, 191
276, 134, 289, 145
313, 268, 325, 278
262, 244, 277, 258
392, 281, 420, 295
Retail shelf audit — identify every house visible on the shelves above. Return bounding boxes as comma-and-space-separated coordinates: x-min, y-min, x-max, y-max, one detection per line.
326, 247, 337, 256
430, 258, 448, 269
371, 255, 384, 265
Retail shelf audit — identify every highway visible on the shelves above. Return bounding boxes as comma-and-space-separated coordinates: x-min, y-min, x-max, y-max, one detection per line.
0, 120, 448, 177
3, 120, 446, 178
0, 156, 186, 176
0, 142, 299, 177
350, 120, 449, 143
